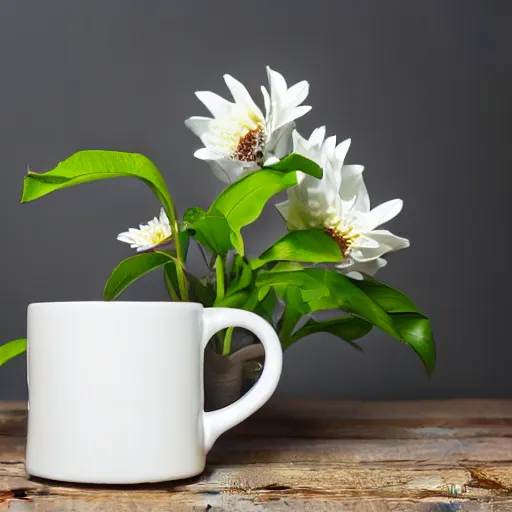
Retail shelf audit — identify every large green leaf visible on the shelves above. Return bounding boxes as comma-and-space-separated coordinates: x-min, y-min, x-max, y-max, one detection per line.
104, 252, 175, 300
252, 230, 343, 269
290, 317, 371, 351
256, 268, 435, 374
21, 150, 190, 300
0, 339, 27, 367
278, 286, 309, 345
352, 275, 420, 313
183, 207, 233, 256
22, 151, 174, 218
265, 153, 322, 179
209, 169, 299, 255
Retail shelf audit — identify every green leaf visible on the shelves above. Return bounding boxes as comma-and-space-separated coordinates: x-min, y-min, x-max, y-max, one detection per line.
104, 252, 174, 300
256, 268, 436, 374
178, 230, 190, 260
209, 169, 299, 255
22, 150, 190, 301
184, 207, 233, 256
352, 275, 420, 313
279, 286, 309, 346
163, 262, 180, 301
257, 285, 271, 301
214, 290, 251, 308
252, 230, 343, 269
189, 276, 216, 307
253, 288, 276, 324
0, 339, 27, 366
270, 262, 304, 272
22, 151, 174, 219
183, 207, 205, 226
226, 257, 253, 297
290, 317, 371, 351
164, 264, 215, 306
265, 153, 323, 179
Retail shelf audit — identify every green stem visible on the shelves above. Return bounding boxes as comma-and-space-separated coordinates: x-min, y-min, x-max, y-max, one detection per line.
171, 219, 189, 301
158, 176, 189, 301
215, 255, 225, 301
222, 327, 234, 355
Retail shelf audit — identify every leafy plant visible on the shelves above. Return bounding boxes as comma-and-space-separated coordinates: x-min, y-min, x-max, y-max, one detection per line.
1, 66, 435, 377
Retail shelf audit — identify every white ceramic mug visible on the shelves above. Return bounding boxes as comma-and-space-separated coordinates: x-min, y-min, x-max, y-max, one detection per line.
25, 302, 282, 484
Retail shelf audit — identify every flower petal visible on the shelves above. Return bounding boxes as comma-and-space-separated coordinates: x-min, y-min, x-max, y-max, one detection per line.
195, 91, 233, 118
334, 138, 351, 166
341, 164, 364, 178
266, 122, 294, 159
275, 200, 290, 221
342, 257, 388, 279
340, 170, 369, 214
323, 136, 337, 161
285, 80, 309, 108
350, 246, 392, 263
352, 177, 370, 213
267, 66, 288, 102
223, 74, 264, 120
184, 116, 212, 139
308, 126, 326, 147
275, 197, 310, 230
360, 199, 404, 231
206, 158, 246, 184
194, 148, 224, 161
276, 105, 312, 129
261, 85, 271, 119
354, 234, 380, 249
364, 229, 410, 251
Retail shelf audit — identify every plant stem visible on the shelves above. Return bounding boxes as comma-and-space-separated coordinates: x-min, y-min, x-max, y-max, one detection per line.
158, 176, 189, 301
222, 327, 234, 355
215, 255, 225, 301
171, 219, 189, 301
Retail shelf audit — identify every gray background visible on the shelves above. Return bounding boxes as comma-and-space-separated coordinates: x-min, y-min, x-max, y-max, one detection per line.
1, 1, 510, 400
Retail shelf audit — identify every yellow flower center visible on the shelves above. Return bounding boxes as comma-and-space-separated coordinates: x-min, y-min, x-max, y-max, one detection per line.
325, 223, 360, 258
151, 230, 170, 246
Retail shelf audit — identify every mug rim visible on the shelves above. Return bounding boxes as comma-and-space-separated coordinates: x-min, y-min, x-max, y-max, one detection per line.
28, 301, 205, 309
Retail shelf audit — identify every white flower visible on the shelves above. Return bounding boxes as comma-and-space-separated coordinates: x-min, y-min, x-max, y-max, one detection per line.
117, 208, 172, 252
276, 127, 409, 278
185, 66, 311, 184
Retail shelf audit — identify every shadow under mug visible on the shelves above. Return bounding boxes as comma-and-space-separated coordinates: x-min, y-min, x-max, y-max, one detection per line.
25, 301, 283, 484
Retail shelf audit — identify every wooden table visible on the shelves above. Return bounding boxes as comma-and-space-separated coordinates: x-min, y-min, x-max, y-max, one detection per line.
1, 399, 512, 511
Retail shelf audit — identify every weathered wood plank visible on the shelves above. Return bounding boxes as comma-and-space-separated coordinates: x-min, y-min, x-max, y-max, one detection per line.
230, 399, 512, 439
2, 434, 512, 468
1, 400, 512, 510
5, 495, 512, 512
3, 400, 512, 440
210, 436, 512, 464
3, 462, 512, 499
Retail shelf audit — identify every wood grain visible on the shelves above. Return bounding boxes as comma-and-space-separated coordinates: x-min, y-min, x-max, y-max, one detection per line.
1, 399, 512, 511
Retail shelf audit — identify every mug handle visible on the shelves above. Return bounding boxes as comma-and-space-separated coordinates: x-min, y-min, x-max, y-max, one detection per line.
201, 307, 283, 452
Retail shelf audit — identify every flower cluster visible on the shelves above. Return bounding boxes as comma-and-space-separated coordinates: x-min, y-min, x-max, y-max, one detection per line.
3, 66, 434, 373
120, 67, 409, 278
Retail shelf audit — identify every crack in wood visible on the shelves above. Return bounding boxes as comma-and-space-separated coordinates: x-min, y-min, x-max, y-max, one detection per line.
468, 468, 512, 492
